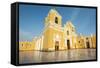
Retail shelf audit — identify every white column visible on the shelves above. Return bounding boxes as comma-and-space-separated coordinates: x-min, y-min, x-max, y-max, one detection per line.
70, 38, 72, 48
84, 38, 86, 48
65, 38, 67, 47
41, 36, 44, 50
89, 38, 92, 48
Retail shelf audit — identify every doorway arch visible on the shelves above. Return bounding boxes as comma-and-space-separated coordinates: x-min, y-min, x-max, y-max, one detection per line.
86, 41, 90, 48
67, 40, 70, 49
55, 41, 59, 51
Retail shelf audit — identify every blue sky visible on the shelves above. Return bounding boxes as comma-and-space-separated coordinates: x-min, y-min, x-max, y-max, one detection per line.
19, 4, 96, 41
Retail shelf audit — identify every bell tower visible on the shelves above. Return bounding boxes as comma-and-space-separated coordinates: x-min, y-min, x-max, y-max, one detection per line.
44, 8, 62, 27
42, 8, 64, 51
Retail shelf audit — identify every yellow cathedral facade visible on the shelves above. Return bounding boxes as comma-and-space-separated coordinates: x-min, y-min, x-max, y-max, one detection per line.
19, 8, 96, 51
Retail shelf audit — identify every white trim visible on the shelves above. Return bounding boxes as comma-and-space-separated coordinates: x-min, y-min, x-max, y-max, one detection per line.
49, 25, 63, 32
53, 34, 61, 42
43, 23, 63, 34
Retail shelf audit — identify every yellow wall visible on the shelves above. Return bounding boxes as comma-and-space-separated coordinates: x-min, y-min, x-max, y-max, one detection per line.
42, 27, 65, 51
19, 42, 34, 51
19, 8, 96, 51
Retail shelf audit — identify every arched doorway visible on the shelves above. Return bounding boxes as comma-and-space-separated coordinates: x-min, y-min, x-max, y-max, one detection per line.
67, 40, 70, 49
86, 41, 90, 48
55, 41, 59, 51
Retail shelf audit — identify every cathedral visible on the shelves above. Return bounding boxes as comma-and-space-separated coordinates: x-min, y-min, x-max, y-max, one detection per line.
19, 8, 96, 51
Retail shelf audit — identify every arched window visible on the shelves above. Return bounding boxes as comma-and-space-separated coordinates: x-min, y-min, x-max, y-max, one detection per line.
22, 44, 23, 46
67, 31, 69, 35
72, 28, 74, 32
55, 17, 58, 24
86, 37, 88, 40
